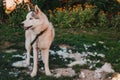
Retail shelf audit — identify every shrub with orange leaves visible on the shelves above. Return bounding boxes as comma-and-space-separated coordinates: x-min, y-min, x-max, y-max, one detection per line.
117, 0, 120, 3
3, 0, 31, 14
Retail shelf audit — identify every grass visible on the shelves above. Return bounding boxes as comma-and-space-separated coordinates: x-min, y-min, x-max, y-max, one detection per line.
0, 24, 120, 79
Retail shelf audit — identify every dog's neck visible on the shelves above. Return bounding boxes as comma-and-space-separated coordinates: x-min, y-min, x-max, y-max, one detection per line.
30, 27, 48, 46
31, 24, 49, 35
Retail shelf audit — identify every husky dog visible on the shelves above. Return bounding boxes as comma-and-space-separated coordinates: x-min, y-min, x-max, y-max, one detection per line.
21, 5, 54, 77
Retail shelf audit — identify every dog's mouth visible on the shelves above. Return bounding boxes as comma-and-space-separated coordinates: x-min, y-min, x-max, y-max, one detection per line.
24, 26, 32, 30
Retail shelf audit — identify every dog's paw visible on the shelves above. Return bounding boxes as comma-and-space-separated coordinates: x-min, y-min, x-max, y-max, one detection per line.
30, 72, 37, 77
46, 72, 52, 76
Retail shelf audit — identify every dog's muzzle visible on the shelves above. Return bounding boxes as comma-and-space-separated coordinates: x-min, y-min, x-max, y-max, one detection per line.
20, 23, 32, 30
24, 26, 32, 30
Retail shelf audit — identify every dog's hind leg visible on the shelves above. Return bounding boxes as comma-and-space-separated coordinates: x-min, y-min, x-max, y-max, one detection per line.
41, 49, 52, 76
30, 45, 38, 77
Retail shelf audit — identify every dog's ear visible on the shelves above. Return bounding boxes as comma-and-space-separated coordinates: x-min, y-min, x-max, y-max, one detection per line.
34, 5, 41, 14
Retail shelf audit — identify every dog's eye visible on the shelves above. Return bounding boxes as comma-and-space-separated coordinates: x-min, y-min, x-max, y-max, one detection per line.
30, 18, 33, 20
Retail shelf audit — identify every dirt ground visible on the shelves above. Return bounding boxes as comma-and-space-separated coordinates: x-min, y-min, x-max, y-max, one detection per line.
77, 69, 111, 80
52, 68, 112, 80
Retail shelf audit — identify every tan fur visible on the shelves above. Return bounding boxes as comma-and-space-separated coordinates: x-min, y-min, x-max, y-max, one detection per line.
22, 5, 54, 77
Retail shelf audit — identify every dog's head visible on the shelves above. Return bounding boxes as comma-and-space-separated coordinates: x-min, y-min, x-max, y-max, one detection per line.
21, 5, 43, 30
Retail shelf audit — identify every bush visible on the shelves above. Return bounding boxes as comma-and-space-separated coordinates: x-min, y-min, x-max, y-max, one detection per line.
111, 15, 120, 31
50, 8, 110, 28
78, 9, 95, 28
50, 10, 76, 28
98, 12, 109, 27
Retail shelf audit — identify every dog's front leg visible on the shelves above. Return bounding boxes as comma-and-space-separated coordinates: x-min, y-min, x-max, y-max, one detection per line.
25, 39, 31, 66
41, 49, 52, 76
25, 30, 31, 66
30, 46, 38, 77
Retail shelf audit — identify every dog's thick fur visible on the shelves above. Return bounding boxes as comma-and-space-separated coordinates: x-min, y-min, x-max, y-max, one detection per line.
21, 5, 54, 77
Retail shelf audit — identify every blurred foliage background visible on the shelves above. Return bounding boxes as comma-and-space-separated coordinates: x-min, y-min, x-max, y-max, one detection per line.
0, 0, 120, 42
0, 0, 120, 29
